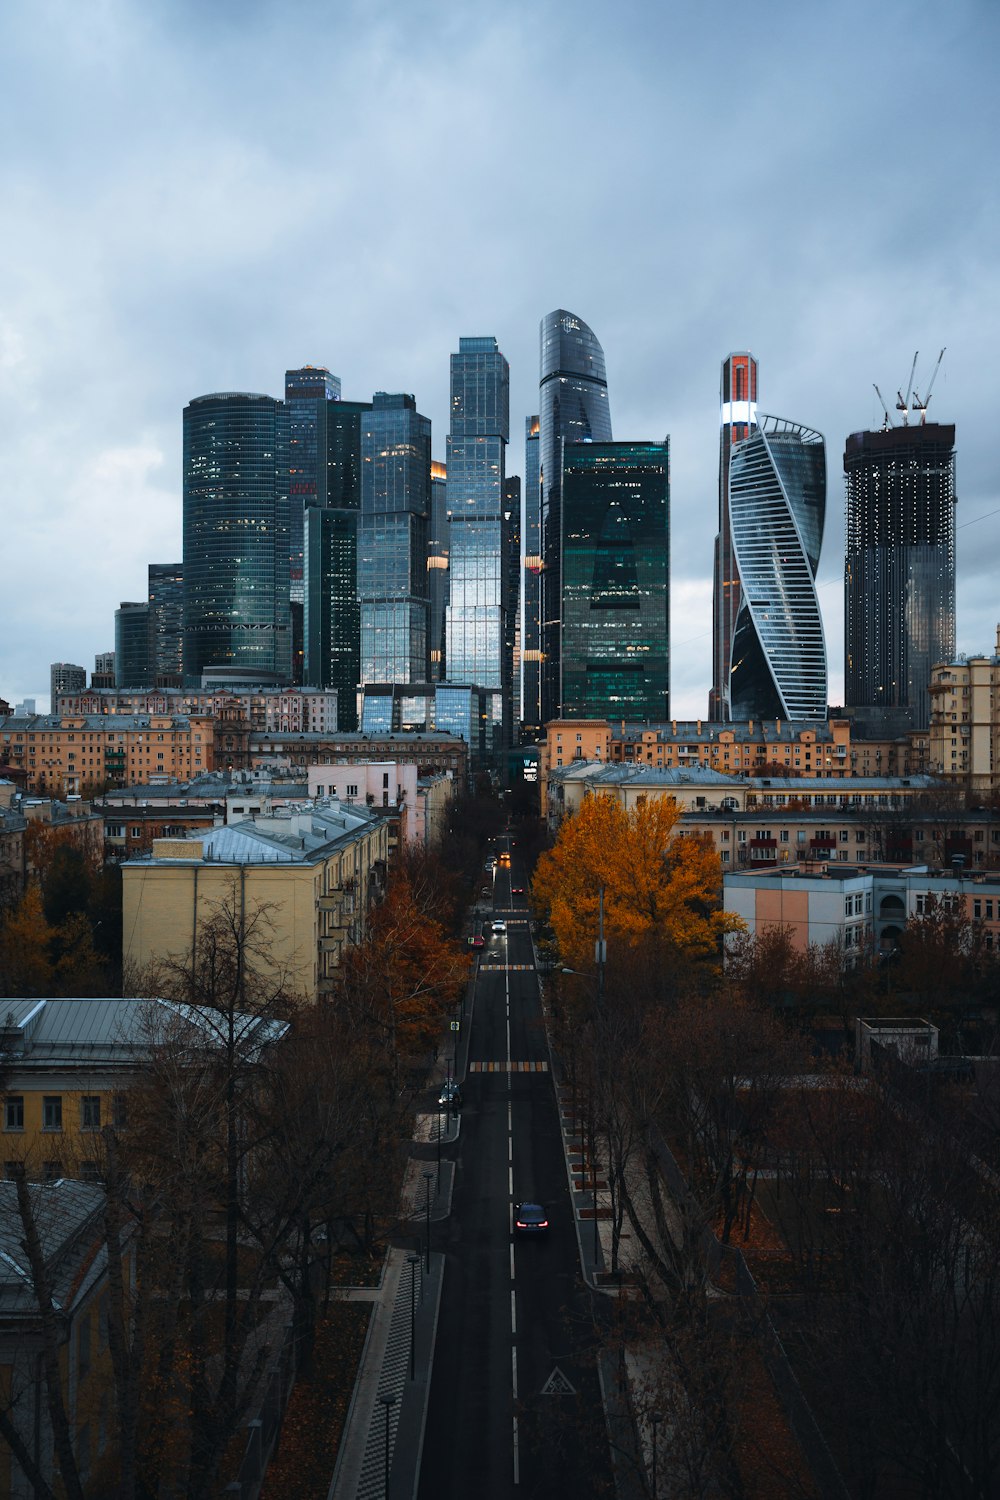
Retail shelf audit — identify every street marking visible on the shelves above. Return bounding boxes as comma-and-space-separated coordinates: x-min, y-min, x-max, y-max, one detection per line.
469, 1060, 549, 1072
480, 963, 534, 971
510, 1243, 515, 1278
511, 1289, 517, 1334
541, 1366, 577, 1396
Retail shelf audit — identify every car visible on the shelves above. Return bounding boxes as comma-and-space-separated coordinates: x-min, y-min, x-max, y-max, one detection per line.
512, 885, 525, 896
467, 934, 485, 949
491, 919, 506, 935
514, 1202, 549, 1234
438, 1080, 463, 1109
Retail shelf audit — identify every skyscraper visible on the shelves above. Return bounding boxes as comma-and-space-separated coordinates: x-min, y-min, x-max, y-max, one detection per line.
428, 459, 449, 680
727, 416, 827, 721
503, 475, 521, 740
115, 601, 152, 687
285, 366, 342, 605
148, 562, 184, 683
710, 352, 759, 720
560, 442, 670, 720
538, 310, 613, 723
844, 421, 956, 730
50, 662, 86, 706
182, 392, 291, 684
445, 336, 511, 750
358, 393, 431, 685
520, 415, 542, 732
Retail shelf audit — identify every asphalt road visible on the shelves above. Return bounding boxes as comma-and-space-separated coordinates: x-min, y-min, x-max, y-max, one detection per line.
418, 858, 613, 1500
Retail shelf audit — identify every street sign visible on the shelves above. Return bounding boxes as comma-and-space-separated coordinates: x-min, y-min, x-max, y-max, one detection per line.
450, 1020, 460, 1031
540, 1366, 577, 1396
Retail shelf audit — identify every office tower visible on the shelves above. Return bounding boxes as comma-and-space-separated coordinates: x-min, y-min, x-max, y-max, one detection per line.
504, 475, 521, 741
428, 459, 449, 680
182, 392, 291, 684
115, 602, 153, 687
92, 651, 116, 689
709, 352, 759, 720
727, 416, 827, 721
148, 562, 184, 683
844, 421, 956, 731
284, 366, 342, 604
304, 506, 359, 728
521, 415, 542, 732
539, 310, 613, 723
561, 442, 670, 720
358, 394, 431, 685
445, 336, 511, 751
50, 663, 86, 704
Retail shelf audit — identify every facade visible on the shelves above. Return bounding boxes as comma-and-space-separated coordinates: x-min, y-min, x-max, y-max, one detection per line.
92, 651, 116, 689
50, 663, 86, 704
710, 353, 758, 720
928, 630, 1000, 795
521, 415, 542, 733
304, 505, 359, 726
728, 416, 827, 721
147, 562, 184, 682
182, 391, 292, 683
560, 442, 670, 721
445, 336, 511, 754
114, 601, 152, 687
0, 713, 214, 796
504, 475, 521, 742
122, 804, 389, 1000
538, 310, 613, 723
284, 366, 342, 609
844, 422, 957, 731
250, 725, 468, 783
359, 683, 487, 771
358, 394, 431, 685
54, 685, 338, 734
428, 459, 449, 680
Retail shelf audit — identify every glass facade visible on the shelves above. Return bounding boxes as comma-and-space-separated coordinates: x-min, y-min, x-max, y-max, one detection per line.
504, 475, 521, 740
561, 443, 670, 721
115, 602, 152, 688
520, 415, 542, 731
182, 392, 291, 683
844, 423, 956, 730
359, 393, 431, 684
710, 352, 759, 719
428, 459, 449, 680
284, 367, 342, 606
147, 562, 184, 682
304, 506, 359, 727
728, 416, 827, 721
539, 310, 613, 722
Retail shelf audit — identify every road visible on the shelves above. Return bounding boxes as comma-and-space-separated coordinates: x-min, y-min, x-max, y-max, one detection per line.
418, 853, 613, 1499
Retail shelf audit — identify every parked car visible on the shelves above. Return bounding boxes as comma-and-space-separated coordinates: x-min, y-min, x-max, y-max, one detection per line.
514, 1202, 549, 1234
438, 1079, 463, 1109
467, 933, 485, 949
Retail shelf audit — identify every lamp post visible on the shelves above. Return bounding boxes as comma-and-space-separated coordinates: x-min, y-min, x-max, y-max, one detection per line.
407, 1253, 419, 1380
380, 1393, 396, 1498
436, 1096, 443, 1188
423, 1170, 433, 1272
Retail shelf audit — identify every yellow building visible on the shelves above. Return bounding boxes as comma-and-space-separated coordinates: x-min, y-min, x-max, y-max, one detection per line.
122, 802, 389, 1001
0, 712, 215, 797
928, 629, 1000, 797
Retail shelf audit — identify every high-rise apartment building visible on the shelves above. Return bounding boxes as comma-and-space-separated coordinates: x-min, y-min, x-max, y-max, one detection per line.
115, 601, 152, 687
428, 459, 449, 680
445, 336, 511, 751
182, 392, 291, 684
148, 562, 184, 683
710, 352, 759, 720
844, 422, 956, 731
560, 442, 670, 721
539, 310, 613, 723
358, 394, 431, 685
92, 652, 116, 689
50, 663, 86, 705
521, 415, 542, 733
727, 416, 827, 721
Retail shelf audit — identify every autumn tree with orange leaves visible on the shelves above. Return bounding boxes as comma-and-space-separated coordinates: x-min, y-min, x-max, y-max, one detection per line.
532, 792, 740, 980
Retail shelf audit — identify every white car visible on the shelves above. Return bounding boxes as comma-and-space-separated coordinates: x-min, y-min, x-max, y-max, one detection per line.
491, 919, 507, 935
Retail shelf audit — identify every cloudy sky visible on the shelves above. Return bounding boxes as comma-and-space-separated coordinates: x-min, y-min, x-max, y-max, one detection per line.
2, 0, 997, 716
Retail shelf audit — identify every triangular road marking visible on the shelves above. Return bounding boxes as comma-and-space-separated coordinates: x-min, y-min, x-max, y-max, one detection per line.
540, 1366, 577, 1396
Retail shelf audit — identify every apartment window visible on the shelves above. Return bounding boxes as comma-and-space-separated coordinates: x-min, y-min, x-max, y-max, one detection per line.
720, 830, 730, 841
81, 1160, 101, 1183
81, 1096, 101, 1131
43, 1160, 62, 1181
131, 826, 141, 838
347, 784, 358, 798
840, 830, 849, 843
721, 850, 730, 862
737, 830, 747, 843
780, 830, 789, 843
987, 900, 994, 920
856, 830, 865, 843
4, 1096, 24, 1131
42, 1096, 62, 1131
112, 1094, 128, 1129
916, 894, 927, 915
974, 899, 982, 919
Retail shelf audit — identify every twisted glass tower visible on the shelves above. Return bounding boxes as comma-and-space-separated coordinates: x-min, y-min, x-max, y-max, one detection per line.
539, 310, 613, 722
727, 415, 827, 721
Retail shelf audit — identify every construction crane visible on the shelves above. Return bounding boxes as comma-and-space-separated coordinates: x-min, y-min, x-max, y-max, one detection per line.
896, 350, 919, 425
873, 384, 895, 430
912, 347, 946, 424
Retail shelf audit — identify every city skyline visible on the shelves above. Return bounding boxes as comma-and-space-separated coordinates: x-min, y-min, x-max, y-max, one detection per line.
1, 0, 997, 715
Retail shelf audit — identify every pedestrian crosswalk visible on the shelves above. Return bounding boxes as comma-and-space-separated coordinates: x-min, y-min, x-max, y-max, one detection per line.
469, 1060, 549, 1073
478, 963, 534, 972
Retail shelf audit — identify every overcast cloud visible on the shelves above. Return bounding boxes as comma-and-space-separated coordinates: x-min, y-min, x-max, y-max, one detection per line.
2, 0, 997, 717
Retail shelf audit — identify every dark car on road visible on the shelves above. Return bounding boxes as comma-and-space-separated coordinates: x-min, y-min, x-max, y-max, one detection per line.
514, 1202, 549, 1234
438, 1080, 463, 1109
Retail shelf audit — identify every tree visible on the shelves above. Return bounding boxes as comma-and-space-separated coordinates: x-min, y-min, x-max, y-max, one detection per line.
0, 884, 55, 996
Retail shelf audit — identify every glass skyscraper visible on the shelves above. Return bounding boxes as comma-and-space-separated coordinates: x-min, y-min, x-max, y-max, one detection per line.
428, 459, 449, 680
182, 392, 291, 683
727, 416, 827, 721
285, 366, 342, 606
710, 352, 759, 720
520, 415, 542, 732
844, 422, 956, 730
148, 562, 184, 682
115, 601, 152, 688
561, 442, 670, 720
445, 336, 511, 750
539, 310, 613, 723
358, 393, 431, 685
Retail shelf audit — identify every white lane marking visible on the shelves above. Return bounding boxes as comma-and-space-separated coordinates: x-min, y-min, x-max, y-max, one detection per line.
512, 1347, 520, 1484
511, 1289, 517, 1334
510, 1242, 515, 1279
513, 1417, 520, 1485
509, 1165, 514, 1198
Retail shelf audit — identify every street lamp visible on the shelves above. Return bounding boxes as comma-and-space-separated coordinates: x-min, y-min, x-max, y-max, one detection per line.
423, 1170, 434, 1271
380, 1393, 396, 1498
406, 1253, 419, 1380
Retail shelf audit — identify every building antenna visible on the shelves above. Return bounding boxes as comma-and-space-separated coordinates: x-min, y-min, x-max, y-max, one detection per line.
912, 348, 946, 425
873, 385, 895, 431
896, 351, 919, 425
